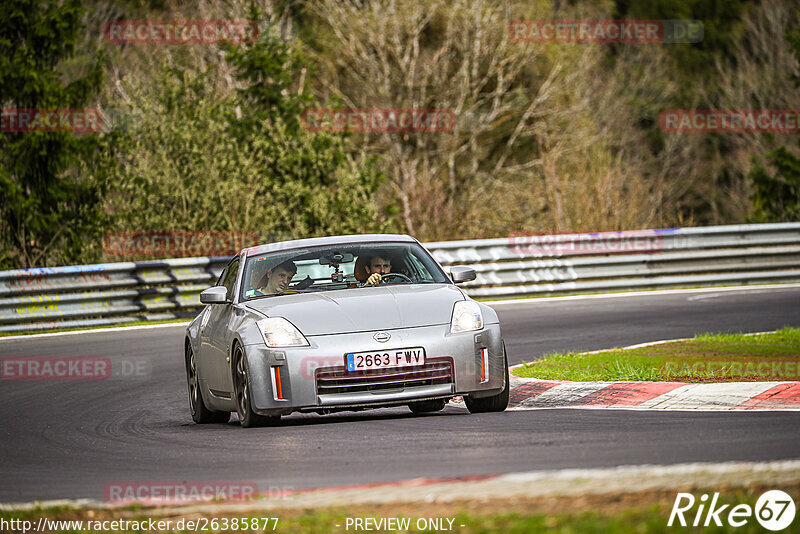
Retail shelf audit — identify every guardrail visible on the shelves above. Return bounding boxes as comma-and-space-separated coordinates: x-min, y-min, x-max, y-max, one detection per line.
1, 223, 798, 332
0, 257, 229, 333
427, 223, 800, 298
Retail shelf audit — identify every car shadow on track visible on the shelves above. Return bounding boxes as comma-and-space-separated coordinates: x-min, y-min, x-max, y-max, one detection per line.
179, 404, 472, 429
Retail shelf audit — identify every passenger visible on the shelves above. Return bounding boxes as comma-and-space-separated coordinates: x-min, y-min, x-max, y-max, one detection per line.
254, 260, 297, 296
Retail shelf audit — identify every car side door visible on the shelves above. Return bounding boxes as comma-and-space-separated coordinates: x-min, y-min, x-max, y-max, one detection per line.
197, 264, 227, 390
202, 257, 241, 395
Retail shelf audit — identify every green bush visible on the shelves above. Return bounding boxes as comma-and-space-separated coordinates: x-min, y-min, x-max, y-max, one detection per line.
105, 60, 392, 249
0, 0, 110, 268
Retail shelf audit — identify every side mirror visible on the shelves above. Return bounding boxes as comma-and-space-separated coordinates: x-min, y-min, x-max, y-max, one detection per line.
449, 266, 476, 284
200, 286, 229, 304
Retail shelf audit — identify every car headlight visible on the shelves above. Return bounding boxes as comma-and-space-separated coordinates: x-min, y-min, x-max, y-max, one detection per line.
450, 300, 483, 333
257, 317, 309, 347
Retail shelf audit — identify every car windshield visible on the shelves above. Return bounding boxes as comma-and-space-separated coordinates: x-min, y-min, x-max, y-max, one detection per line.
241, 241, 449, 300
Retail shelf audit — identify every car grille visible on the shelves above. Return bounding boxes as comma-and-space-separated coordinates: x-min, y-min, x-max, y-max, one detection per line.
315, 358, 453, 396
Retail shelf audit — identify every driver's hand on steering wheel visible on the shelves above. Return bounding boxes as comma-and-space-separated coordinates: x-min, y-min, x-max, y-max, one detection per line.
365, 273, 382, 286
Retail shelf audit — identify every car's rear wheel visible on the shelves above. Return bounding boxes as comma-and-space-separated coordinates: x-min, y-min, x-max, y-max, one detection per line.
233, 345, 280, 428
186, 344, 230, 424
408, 399, 446, 413
465, 344, 510, 414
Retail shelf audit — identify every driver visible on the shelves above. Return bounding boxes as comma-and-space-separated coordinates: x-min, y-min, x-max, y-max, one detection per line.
363, 255, 392, 286
253, 260, 296, 295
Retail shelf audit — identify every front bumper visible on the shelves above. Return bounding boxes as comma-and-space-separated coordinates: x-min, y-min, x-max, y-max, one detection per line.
242, 323, 504, 415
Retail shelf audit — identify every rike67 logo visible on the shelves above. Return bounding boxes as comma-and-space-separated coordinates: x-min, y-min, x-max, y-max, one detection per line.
669, 490, 796, 531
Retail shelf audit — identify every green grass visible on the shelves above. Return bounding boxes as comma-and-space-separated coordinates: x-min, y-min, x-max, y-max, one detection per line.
0, 487, 792, 533
513, 327, 800, 382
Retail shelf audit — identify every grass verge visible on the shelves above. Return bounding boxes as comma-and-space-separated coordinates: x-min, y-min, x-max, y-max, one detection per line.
1, 485, 795, 533
513, 327, 800, 382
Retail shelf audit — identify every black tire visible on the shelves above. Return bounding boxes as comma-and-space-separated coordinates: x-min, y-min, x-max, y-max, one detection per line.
233, 345, 280, 428
408, 399, 447, 414
186, 343, 230, 424
465, 344, 510, 414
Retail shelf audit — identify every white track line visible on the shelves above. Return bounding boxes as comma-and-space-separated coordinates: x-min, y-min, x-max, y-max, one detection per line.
3, 283, 799, 341
482, 283, 800, 306
0, 321, 190, 342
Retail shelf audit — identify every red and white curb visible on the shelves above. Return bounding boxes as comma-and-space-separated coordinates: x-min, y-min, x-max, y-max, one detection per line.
508, 377, 800, 410
6, 460, 798, 512
167, 460, 800, 512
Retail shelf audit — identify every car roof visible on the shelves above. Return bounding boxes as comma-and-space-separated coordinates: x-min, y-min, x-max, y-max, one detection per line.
243, 234, 418, 257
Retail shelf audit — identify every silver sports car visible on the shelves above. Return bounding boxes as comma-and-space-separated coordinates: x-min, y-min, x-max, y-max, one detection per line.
184, 234, 508, 427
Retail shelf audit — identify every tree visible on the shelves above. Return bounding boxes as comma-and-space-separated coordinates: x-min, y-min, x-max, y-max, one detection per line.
105, 8, 392, 251
0, 0, 109, 268
222, 10, 312, 135
106, 64, 390, 242
748, 147, 800, 223
746, 11, 800, 223
303, 0, 681, 239
220, 7, 392, 239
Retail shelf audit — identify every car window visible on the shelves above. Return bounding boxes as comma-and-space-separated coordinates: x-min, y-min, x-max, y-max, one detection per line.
406, 250, 438, 281
295, 257, 354, 281
221, 259, 240, 300
216, 266, 227, 287
241, 242, 449, 300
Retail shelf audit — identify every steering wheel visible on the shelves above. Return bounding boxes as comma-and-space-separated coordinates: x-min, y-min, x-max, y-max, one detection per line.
379, 273, 413, 284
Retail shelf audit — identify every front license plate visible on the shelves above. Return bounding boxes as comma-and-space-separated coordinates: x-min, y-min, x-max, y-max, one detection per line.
346, 347, 426, 372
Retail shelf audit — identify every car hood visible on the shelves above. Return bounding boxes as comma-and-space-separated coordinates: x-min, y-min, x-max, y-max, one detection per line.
245, 284, 465, 335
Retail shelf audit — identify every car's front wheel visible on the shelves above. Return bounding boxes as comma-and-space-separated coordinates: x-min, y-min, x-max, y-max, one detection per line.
233, 345, 280, 428
186, 344, 230, 424
465, 344, 510, 414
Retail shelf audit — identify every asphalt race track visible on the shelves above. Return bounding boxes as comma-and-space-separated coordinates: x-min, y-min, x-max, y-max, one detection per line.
1, 286, 799, 503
